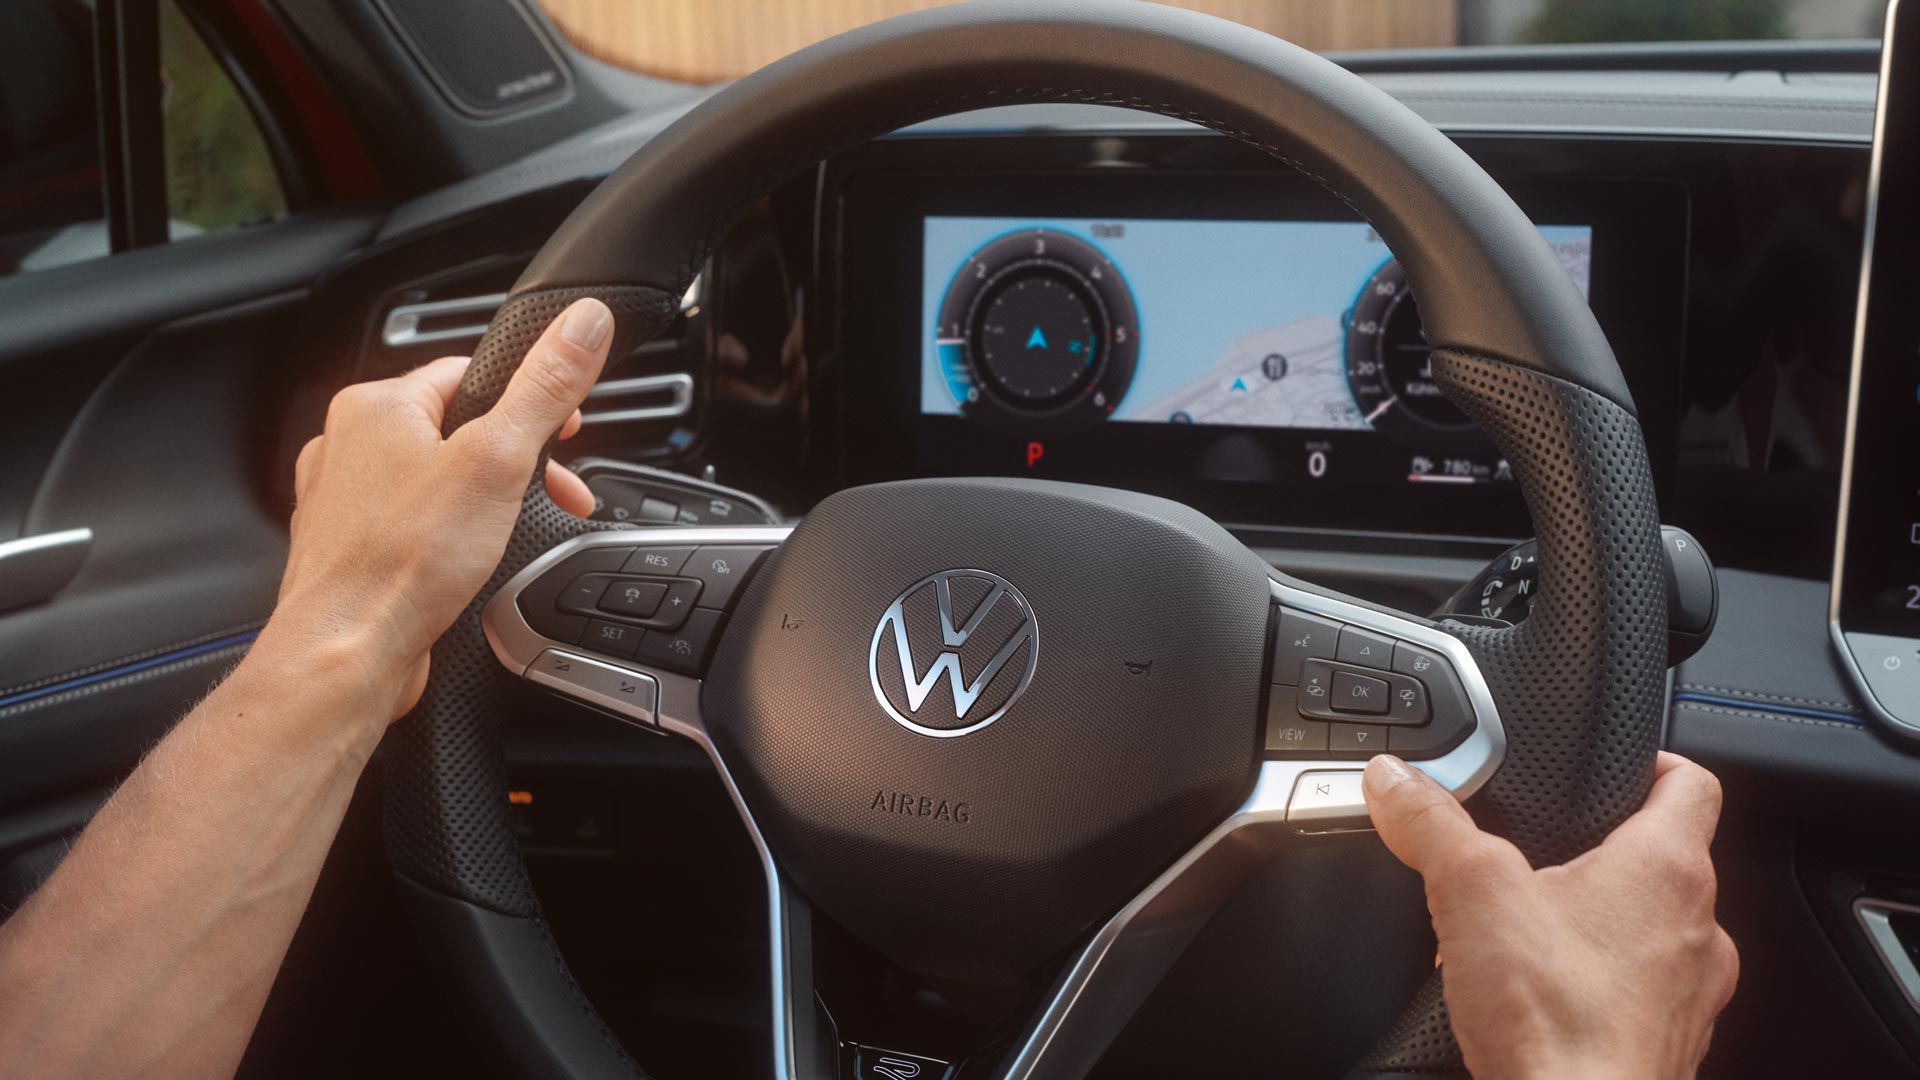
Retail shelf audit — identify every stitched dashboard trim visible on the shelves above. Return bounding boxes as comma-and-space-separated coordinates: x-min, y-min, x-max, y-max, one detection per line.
1675, 682, 1860, 712
1671, 696, 1865, 730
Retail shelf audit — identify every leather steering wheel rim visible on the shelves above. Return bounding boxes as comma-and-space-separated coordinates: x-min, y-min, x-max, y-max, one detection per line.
382, 2, 1669, 1077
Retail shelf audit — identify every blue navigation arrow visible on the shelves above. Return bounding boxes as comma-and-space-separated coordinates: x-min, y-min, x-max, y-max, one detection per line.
1026, 325, 1049, 350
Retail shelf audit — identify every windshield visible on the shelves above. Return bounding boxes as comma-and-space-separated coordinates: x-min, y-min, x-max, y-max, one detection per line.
536, 0, 1887, 84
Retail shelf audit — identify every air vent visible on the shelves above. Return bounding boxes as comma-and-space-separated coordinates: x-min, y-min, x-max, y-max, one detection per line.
382, 293, 507, 348
366, 277, 704, 431
581, 373, 694, 426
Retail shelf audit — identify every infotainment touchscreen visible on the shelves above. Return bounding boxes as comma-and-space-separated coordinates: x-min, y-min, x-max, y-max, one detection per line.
1832, 0, 1920, 740
920, 216, 1592, 485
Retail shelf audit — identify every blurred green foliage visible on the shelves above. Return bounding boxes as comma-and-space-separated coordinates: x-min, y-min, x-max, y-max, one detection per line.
1526, 0, 1788, 43
159, 0, 284, 232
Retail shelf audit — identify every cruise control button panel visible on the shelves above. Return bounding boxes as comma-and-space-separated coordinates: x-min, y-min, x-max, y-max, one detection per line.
515, 538, 781, 679
1266, 603, 1478, 760
515, 547, 634, 645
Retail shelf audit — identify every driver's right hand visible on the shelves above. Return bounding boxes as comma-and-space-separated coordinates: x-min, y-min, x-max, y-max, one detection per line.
272, 297, 614, 733
1363, 751, 1739, 1080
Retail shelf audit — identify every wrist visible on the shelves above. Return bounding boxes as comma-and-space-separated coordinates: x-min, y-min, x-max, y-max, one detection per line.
240, 612, 422, 747
1509, 1043, 1662, 1080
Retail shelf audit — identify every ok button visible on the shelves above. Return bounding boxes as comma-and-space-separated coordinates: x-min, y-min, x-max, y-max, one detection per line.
1331, 670, 1390, 715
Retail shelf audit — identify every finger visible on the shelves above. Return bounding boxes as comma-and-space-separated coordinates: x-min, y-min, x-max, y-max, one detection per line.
544, 459, 595, 518
1616, 751, 1724, 850
1363, 755, 1493, 878
395, 355, 473, 429
559, 408, 583, 441
480, 298, 612, 456
293, 436, 324, 499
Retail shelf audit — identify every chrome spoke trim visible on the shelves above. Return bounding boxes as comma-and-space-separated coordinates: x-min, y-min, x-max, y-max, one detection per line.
998, 576, 1504, 1079
483, 525, 804, 1078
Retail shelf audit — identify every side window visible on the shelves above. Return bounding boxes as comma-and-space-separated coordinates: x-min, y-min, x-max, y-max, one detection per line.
159, 0, 285, 236
0, 0, 106, 275
0, 0, 288, 277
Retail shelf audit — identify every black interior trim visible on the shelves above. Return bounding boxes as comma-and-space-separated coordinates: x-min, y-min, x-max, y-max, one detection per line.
0, 210, 377, 367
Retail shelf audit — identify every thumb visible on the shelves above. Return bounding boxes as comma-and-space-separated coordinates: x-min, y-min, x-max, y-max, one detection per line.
1362, 754, 1487, 877
471, 297, 613, 459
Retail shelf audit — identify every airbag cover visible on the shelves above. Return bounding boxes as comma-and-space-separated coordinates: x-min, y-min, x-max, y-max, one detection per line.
703, 478, 1269, 981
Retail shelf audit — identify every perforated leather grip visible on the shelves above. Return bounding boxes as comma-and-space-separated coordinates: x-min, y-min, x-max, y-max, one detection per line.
1356, 353, 1666, 1076
383, 3, 1667, 1077
382, 289, 676, 1079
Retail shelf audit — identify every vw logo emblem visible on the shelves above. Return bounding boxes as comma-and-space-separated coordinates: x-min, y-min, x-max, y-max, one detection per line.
868, 569, 1039, 738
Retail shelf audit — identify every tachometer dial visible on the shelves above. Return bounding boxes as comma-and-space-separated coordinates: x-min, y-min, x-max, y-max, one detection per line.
935, 229, 1139, 435
1344, 259, 1479, 448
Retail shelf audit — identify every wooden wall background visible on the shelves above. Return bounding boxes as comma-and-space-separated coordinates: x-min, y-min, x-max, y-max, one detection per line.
538, 1, 1461, 85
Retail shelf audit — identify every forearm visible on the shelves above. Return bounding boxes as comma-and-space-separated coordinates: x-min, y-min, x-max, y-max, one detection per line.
0, 623, 402, 1080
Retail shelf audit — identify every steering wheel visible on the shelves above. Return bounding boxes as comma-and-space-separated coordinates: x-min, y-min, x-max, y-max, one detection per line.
383, 2, 1668, 1077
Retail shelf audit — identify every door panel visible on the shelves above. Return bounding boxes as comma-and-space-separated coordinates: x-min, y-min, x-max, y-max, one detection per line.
0, 210, 376, 807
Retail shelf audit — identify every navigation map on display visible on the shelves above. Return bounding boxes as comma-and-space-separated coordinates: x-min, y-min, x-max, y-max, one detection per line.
922, 216, 1593, 439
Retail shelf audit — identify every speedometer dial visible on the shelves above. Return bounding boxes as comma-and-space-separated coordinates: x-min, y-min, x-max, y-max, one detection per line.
1344, 259, 1479, 447
935, 229, 1139, 435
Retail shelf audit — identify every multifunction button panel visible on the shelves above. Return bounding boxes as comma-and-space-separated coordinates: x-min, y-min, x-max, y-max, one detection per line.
515, 543, 773, 676
1265, 605, 1476, 760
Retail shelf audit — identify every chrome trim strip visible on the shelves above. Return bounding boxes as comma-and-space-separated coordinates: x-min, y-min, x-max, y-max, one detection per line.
484, 533, 1504, 1080
379, 293, 507, 348
1855, 898, 1920, 1015
1828, 0, 1920, 740
0, 527, 93, 613
0, 527, 94, 562
655, 672, 804, 1080
580, 373, 696, 426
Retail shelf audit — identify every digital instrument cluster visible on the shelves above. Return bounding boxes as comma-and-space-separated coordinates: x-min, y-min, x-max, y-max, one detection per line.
834, 161, 1683, 536
921, 215, 1593, 489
